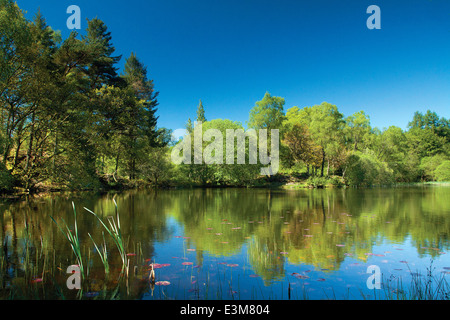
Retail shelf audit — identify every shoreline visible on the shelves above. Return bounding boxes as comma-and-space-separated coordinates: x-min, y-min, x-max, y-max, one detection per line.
1, 179, 448, 202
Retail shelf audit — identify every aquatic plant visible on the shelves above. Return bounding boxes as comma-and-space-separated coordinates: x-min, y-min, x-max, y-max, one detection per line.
84, 199, 128, 275
50, 202, 85, 279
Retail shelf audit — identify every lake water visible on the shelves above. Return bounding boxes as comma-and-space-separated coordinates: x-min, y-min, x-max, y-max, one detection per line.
1, 186, 449, 300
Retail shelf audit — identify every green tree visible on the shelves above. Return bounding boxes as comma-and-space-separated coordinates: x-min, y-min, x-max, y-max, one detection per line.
121, 53, 160, 179
434, 161, 450, 182
344, 111, 371, 151
83, 18, 123, 89
305, 102, 345, 177
196, 100, 206, 123
247, 92, 285, 130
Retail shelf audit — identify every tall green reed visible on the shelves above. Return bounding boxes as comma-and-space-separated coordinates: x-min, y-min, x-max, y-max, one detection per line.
50, 202, 84, 279
83, 199, 128, 274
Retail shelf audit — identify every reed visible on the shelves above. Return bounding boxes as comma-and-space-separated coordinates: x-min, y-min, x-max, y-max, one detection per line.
50, 202, 85, 279
84, 199, 128, 274
88, 231, 109, 275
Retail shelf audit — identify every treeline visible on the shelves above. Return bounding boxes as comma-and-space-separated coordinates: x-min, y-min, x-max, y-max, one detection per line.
0, 1, 169, 193
1, 1, 449, 193
174, 93, 450, 187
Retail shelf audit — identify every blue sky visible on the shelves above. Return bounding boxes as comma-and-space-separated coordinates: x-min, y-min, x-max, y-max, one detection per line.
16, 0, 450, 131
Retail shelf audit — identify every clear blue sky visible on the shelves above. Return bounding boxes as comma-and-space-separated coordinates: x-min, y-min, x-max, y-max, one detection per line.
16, 0, 450, 132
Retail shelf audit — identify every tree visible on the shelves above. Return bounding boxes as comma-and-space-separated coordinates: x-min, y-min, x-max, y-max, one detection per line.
121, 53, 160, 179
305, 103, 345, 177
83, 18, 123, 89
196, 100, 206, 123
434, 161, 450, 182
247, 92, 285, 130
0, 0, 32, 165
281, 123, 322, 174
186, 118, 193, 133
344, 151, 394, 187
344, 111, 371, 151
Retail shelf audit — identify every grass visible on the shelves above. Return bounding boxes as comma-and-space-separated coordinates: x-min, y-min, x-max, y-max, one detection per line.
377, 262, 450, 300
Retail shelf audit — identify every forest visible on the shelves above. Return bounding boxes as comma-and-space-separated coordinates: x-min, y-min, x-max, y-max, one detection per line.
1, 0, 449, 194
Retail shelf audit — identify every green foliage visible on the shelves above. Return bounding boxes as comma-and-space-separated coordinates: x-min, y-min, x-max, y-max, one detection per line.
434, 161, 450, 182
419, 154, 448, 181
344, 152, 394, 187
0, 162, 14, 191
0, 1, 449, 192
196, 100, 206, 123
247, 92, 285, 130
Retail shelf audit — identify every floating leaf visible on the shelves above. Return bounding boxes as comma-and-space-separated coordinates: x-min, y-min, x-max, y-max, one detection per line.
293, 274, 309, 279
151, 263, 170, 269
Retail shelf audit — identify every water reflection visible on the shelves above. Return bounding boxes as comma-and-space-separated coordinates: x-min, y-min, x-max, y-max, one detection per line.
0, 186, 449, 299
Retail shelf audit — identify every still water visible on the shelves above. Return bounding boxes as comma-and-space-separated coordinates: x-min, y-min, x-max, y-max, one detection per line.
1, 186, 449, 300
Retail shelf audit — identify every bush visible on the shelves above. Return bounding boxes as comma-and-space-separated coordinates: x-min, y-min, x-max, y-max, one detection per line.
434, 161, 450, 182
306, 176, 327, 188
344, 152, 394, 187
420, 154, 448, 181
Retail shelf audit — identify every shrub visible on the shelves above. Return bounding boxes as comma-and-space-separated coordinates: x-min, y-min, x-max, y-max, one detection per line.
434, 161, 450, 182
420, 154, 449, 181
344, 152, 394, 187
